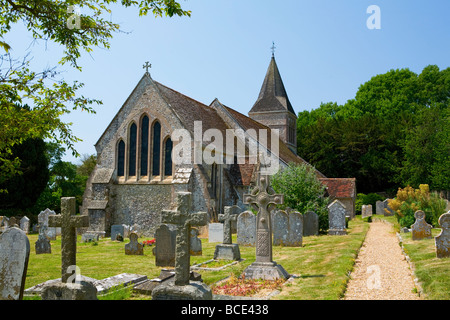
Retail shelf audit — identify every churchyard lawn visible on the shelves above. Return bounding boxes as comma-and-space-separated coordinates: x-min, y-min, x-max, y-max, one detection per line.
22, 216, 450, 300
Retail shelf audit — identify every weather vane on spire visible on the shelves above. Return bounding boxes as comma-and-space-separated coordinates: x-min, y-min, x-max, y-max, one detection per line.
143, 61, 152, 73
271, 41, 276, 57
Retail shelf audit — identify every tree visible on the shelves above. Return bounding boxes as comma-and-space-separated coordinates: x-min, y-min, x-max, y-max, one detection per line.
0, 0, 190, 190
271, 163, 329, 233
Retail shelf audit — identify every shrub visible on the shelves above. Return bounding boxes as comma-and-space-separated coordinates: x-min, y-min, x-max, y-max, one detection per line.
271, 163, 329, 233
388, 185, 447, 228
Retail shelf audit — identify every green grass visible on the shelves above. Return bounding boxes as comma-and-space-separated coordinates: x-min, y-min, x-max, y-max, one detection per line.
24, 217, 370, 300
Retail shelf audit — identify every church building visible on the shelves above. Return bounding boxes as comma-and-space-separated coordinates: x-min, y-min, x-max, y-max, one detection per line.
81, 54, 356, 237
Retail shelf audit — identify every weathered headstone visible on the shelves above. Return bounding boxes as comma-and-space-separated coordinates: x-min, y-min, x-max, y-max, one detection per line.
328, 200, 347, 235
272, 209, 289, 246
241, 174, 289, 280
287, 210, 303, 247
20, 216, 30, 234
208, 223, 224, 243
38, 209, 58, 240
125, 232, 144, 255
375, 201, 384, 215
151, 192, 212, 300
303, 211, 319, 236
361, 204, 373, 219
154, 224, 176, 267
41, 197, 97, 300
111, 224, 128, 241
0, 227, 30, 300
237, 211, 256, 247
383, 199, 395, 216
35, 232, 51, 254
190, 228, 202, 256
435, 211, 450, 259
81, 232, 99, 243
411, 210, 432, 241
214, 205, 241, 260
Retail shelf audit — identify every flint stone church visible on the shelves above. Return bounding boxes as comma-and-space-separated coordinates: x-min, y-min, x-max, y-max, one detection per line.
81, 54, 356, 237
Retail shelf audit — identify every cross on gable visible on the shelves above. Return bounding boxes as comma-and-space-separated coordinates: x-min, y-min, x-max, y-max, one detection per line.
143, 61, 152, 73
243, 174, 283, 263
219, 205, 240, 244
161, 192, 207, 286
48, 197, 89, 283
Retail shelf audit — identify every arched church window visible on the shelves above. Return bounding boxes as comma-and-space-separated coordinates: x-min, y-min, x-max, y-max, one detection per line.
164, 137, 173, 176
152, 121, 161, 176
129, 123, 137, 176
117, 140, 125, 177
140, 116, 149, 176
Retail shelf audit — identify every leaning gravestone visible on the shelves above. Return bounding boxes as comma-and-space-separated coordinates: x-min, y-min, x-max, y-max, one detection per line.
272, 209, 289, 246
435, 211, 450, 259
20, 216, 30, 234
125, 232, 144, 255
154, 224, 176, 267
151, 192, 212, 300
411, 210, 432, 241
41, 197, 97, 300
237, 211, 256, 247
214, 205, 241, 261
242, 174, 289, 280
328, 200, 347, 235
0, 227, 30, 300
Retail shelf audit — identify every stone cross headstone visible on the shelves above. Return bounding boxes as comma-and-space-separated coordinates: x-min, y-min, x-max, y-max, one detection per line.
42, 197, 97, 300
303, 211, 319, 236
435, 211, 450, 259
48, 197, 90, 283
242, 174, 289, 280
20, 216, 30, 234
328, 200, 347, 235
125, 232, 144, 255
411, 210, 432, 241
154, 224, 176, 267
214, 205, 241, 260
0, 227, 30, 300
237, 211, 256, 246
151, 192, 212, 300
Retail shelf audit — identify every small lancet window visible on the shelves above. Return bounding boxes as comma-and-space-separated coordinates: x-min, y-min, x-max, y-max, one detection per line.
164, 138, 173, 176
129, 123, 137, 176
152, 121, 161, 176
117, 140, 125, 177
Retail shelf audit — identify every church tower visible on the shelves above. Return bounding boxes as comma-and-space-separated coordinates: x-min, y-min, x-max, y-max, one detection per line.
249, 52, 297, 154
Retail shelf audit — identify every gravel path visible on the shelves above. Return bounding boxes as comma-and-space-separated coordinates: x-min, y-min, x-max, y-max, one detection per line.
344, 221, 421, 300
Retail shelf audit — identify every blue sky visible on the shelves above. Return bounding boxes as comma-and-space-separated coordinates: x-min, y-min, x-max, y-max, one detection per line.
5, 0, 450, 163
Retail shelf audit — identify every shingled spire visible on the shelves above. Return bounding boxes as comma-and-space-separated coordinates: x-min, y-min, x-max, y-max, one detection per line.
249, 53, 298, 154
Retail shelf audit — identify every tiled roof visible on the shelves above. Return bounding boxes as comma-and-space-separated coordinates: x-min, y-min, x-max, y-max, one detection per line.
319, 178, 356, 199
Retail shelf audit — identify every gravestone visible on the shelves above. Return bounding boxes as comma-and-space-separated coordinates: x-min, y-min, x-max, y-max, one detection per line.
361, 204, 373, 219
151, 192, 212, 300
125, 232, 143, 255
375, 201, 384, 215
208, 223, 224, 243
435, 212, 450, 259
0, 227, 30, 300
214, 205, 241, 261
411, 210, 432, 241
81, 232, 99, 243
272, 209, 289, 246
303, 211, 319, 236
383, 199, 395, 216
237, 211, 256, 247
0, 216, 9, 233
41, 197, 97, 300
154, 224, 176, 267
190, 228, 202, 256
328, 200, 347, 235
241, 174, 289, 280
35, 232, 51, 254
111, 224, 128, 241
20, 216, 30, 234
287, 210, 303, 247
38, 208, 57, 240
